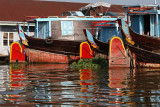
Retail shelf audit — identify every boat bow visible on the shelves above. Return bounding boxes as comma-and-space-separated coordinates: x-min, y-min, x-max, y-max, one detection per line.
17, 25, 28, 46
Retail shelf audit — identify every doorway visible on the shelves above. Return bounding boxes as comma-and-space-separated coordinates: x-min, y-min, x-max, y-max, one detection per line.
144, 15, 150, 35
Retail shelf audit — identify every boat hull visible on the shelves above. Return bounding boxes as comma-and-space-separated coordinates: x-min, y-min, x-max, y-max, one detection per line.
129, 27, 160, 51
25, 48, 79, 63
109, 37, 130, 68
118, 19, 160, 68
127, 44, 160, 68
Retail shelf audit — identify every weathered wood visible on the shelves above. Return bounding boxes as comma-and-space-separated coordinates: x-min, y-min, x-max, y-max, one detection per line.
109, 37, 130, 68
25, 48, 79, 63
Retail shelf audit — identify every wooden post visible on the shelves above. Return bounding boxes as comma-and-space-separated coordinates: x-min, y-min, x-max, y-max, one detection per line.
156, 13, 159, 37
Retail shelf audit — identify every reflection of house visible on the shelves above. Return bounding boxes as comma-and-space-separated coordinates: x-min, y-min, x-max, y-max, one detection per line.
0, 0, 124, 57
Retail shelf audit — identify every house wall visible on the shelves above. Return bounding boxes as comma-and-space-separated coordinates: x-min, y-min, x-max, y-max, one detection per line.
51, 20, 95, 41
0, 25, 34, 56
0, 25, 17, 56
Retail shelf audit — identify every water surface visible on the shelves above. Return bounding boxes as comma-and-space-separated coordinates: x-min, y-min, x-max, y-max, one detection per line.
0, 64, 160, 106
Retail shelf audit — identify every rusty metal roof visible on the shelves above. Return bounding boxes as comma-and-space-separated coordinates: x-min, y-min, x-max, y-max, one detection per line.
0, 0, 124, 21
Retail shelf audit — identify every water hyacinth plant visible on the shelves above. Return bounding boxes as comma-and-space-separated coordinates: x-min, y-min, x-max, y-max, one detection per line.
10, 63, 23, 70
70, 57, 108, 70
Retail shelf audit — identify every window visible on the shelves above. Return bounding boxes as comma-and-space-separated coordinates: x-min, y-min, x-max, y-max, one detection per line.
61, 21, 74, 36
3, 32, 14, 46
38, 22, 49, 39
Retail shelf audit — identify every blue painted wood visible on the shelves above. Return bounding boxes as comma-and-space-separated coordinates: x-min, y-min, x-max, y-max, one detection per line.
93, 21, 118, 42
159, 16, 160, 37
36, 21, 38, 38
84, 29, 98, 48
36, 21, 49, 39
85, 29, 96, 44
43, 23, 45, 39
150, 15, 155, 36
18, 25, 28, 46
120, 18, 130, 36
49, 21, 51, 37
156, 14, 159, 37
139, 16, 144, 35
100, 27, 117, 42
27, 22, 29, 36
35, 17, 117, 22
95, 27, 99, 39
131, 16, 140, 34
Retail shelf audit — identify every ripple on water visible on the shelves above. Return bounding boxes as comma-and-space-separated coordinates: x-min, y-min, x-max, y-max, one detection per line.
0, 65, 159, 106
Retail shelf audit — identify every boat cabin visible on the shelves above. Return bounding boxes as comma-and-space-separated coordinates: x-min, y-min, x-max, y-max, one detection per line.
26, 16, 118, 41
91, 20, 121, 42
123, 5, 160, 37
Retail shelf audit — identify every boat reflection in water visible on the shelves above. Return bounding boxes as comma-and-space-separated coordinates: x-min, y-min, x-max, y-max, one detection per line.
9, 64, 26, 103
108, 68, 129, 105
0, 64, 160, 106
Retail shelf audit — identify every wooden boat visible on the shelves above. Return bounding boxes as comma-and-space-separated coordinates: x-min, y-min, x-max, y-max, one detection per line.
17, 16, 117, 63
83, 20, 120, 55
17, 25, 81, 63
118, 19, 160, 51
83, 20, 131, 68
127, 44, 160, 64
121, 5, 160, 51
84, 28, 131, 68
118, 18, 160, 67
83, 29, 109, 55
128, 28, 160, 51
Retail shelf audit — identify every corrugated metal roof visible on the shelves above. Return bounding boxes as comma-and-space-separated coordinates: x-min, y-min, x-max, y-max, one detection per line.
79, 2, 111, 10
0, 0, 124, 21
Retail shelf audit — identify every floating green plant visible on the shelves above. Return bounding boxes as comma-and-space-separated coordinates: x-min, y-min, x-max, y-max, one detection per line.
70, 57, 108, 70
10, 63, 23, 70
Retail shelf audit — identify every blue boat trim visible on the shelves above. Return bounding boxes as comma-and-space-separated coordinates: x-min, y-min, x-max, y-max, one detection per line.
18, 25, 28, 46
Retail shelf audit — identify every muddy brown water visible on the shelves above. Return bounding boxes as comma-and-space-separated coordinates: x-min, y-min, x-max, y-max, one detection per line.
0, 64, 160, 106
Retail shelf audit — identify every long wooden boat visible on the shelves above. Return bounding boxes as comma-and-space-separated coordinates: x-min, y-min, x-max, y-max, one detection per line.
17, 25, 81, 63
17, 16, 118, 63
126, 44, 160, 64
118, 18, 160, 67
83, 29, 109, 55
83, 20, 120, 55
118, 18, 160, 50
